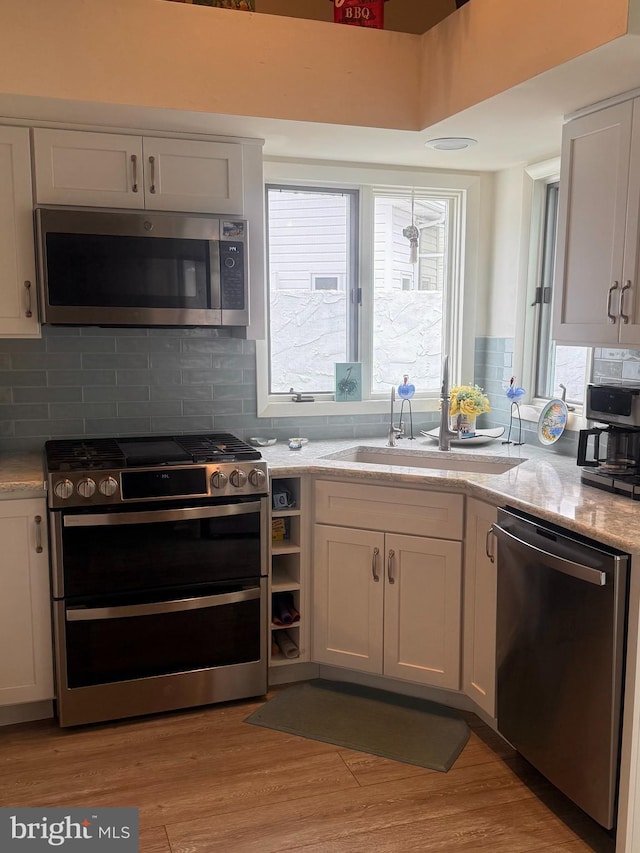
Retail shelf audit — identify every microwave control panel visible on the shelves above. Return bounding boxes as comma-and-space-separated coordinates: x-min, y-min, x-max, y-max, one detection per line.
220, 242, 246, 311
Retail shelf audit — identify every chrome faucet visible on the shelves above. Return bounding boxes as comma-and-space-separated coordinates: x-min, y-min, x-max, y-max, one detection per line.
439, 355, 457, 452
387, 387, 403, 447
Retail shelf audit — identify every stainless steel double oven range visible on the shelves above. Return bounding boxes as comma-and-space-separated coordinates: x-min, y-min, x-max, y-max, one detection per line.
45, 433, 269, 727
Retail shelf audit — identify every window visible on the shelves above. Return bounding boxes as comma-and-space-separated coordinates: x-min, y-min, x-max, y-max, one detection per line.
258, 163, 480, 417
266, 186, 357, 395
265, 182, 463, 402
532, 180, 590, 405
313, 275, 342, 291
371, 193, 450, 393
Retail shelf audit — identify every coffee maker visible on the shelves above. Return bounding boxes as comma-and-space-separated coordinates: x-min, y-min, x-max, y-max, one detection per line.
578, 385, 640, 498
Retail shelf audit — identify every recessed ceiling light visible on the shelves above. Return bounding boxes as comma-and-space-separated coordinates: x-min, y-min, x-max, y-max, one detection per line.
424, 137, 478, 151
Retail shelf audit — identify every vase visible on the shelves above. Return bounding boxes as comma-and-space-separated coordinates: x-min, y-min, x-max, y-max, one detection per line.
451, 413, 476, 438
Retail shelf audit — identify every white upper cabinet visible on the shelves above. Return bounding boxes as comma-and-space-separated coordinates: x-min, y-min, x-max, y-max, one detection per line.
142, 137, 243, 214
32, 128, 244, 214
0, 126, 40, 338
553, 98, 640, 346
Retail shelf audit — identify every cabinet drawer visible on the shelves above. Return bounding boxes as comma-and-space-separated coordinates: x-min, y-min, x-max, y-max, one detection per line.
314, 480, 463, 540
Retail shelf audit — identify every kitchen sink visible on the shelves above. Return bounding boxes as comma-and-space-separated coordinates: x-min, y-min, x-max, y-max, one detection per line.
321, 446, 523, 475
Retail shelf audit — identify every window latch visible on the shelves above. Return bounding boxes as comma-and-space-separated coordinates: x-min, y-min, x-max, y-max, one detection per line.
350, 288, 362, 305
531, 286, 552, 307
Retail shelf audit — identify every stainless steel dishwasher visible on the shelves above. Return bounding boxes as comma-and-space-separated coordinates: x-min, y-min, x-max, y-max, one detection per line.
493, 506, 630, 830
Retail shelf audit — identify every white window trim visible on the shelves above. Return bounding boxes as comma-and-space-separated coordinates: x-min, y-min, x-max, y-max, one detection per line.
256, 159, 485, 419
519, 156, 588, 430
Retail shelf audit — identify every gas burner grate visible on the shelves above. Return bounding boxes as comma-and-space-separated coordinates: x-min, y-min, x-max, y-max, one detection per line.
45, 439, 126, 471
177, 433, 261, 462
45, 432, 261, 472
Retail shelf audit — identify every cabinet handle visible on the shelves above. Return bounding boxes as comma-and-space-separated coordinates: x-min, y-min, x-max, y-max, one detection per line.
131, 154, 139, 193
620, 280, 632, 324
485, 527, 495, 564
371, 546, 380, 582
387, 549, 395, 584
149, 155, 156, 194
34, 515, 43, 554
607, 281, 619, 324
24, 281, 33, 318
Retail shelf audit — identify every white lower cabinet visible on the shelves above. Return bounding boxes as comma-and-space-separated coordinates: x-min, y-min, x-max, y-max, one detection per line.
0, 499, 54, 705
463, 498, 498, 718
312, 480, 463, 690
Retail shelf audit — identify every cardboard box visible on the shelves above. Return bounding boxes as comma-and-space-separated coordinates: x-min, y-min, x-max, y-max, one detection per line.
333, 0, 385, 29
168, 1, 254, 8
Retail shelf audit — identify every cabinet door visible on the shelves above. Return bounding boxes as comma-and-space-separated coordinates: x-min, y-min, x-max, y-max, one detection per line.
619, 100, 640, 345
463, 499, 498, 717
0, 499, 53, 705
142, 138, 244, 214
552, 101, 632, 345
384, 533, 462, 689
0, 127, 39, 338
312, 524, 384, 673
32, 128, 144, 209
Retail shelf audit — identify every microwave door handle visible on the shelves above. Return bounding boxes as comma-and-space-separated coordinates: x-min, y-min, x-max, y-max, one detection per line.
210, 239, 221, 311
62, 500, 263, 528
66, 586, 261, 621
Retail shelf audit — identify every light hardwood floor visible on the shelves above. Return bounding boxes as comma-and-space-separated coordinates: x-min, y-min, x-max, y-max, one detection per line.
0, 690, 616, 853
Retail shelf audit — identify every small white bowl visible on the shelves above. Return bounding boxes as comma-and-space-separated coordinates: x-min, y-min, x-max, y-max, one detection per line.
288, 437, 308, 450
248, 437, 277, 447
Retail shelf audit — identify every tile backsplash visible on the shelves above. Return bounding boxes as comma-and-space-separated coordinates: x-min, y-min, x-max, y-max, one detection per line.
1, 330, 604, 453
592, 348, 640, 385
0, 326, 389, 451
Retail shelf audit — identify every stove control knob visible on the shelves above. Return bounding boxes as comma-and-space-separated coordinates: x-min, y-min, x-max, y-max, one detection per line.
54, 479, 74, 500
248, 468, 266, 489
230, 468, 247, 489
210, 470, 229, 490
98, 476, 119, 497
77, 478, 96, 499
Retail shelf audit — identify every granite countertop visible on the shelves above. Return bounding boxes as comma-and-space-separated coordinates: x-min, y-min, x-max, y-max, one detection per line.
0, 451, 46, 499
257, 435, 640, 554
2, 436, 639, 554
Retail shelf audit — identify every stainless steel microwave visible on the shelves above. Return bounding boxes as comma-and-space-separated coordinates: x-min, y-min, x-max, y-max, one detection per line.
36, 208, 249, 327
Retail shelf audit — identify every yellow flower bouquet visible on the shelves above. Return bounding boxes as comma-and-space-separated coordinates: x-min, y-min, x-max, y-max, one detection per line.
449, 385, 491, 417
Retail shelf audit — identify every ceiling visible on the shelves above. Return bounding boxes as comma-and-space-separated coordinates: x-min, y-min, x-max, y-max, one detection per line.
2, 32, 640, 172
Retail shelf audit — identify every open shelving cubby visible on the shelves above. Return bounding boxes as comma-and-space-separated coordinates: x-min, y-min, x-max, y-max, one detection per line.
269, 476, 308, 668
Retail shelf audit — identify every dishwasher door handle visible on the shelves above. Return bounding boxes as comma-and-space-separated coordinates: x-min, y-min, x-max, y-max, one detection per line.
492, 524, 607, 586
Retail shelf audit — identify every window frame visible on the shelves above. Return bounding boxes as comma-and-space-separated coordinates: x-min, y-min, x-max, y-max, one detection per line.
256, 161, 485, 419
521, 158, 591, 416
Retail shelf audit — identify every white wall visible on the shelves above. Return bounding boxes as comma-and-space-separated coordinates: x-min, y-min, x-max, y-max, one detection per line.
483, 167, 530, 340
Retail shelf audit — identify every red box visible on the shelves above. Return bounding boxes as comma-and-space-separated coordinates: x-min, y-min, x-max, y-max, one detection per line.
333, 0, 385, 29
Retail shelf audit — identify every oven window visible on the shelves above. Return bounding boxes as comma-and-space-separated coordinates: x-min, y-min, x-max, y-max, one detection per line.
60, 506, 262, 598
46, 233, 210, 309
63, 584, 261, 688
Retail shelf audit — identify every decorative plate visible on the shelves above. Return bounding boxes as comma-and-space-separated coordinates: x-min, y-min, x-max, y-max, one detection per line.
537, 399, 568, 445
420, 427, 505, 447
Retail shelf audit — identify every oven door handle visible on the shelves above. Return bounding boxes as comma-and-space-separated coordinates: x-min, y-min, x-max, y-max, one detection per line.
62, 501, 263, 527
65, 586, 261, 621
